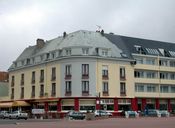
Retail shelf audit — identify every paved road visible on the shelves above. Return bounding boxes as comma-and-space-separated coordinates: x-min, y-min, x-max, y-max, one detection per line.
0, 117, 175, 128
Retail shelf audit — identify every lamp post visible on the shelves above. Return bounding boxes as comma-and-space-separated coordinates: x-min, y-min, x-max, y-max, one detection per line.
98, 92, 101, 117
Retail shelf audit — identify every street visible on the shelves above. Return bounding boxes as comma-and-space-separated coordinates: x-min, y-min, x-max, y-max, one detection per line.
0, 117, 175, 128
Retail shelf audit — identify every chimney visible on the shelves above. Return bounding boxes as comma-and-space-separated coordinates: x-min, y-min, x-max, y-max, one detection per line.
63, 32, 67, 38
101, 29, 104, 36
36, 39, 45, 49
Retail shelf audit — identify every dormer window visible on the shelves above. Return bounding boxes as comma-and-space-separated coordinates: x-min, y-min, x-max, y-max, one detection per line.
66, 49, 71, 56
51, 52, 55, 59
21, 60, 24, 66
26, 58, 30, 65
32, 58, 35, 64
46, 53, 50, 59
82, 48, 89, 55
102, 49, 108, 56
134, 45, 146, 54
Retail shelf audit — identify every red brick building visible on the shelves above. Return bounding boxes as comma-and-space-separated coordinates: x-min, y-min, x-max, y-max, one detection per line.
0, 72, 8, 82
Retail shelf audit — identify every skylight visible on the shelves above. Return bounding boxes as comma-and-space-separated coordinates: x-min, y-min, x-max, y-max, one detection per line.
169, 51, 175, 57
145, 48, 159, 55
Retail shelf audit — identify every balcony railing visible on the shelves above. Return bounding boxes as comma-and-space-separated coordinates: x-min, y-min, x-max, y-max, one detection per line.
65, 74, 72, 80
120, 76, 126, 81
120, 91, 126, 96
31, 79, 35, 84
11, 94, 14, 99
11, 82, 14, 87
21, 80, 24, 86
102, 91, 109, 96
82, 74, 89, 79
102, 75, 109, 80
40, 91, 44, 97
51, 76, 56, 81
65, 91, 71, 96
51, 91, 56, 97
82, 91, 89, 96
31, 92, 35, 98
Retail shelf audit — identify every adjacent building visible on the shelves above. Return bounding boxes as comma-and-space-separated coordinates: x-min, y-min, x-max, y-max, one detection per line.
6, 30, 175, 116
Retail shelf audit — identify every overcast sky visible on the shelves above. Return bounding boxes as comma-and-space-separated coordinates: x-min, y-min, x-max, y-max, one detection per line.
0, 0, 175, 71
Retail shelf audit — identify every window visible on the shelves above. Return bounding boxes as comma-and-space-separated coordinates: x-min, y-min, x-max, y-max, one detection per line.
40, 70, 44, 82
66, 49, 71, 56
134, 45, 146, 54
171, 86, 175, 93
160, 86, 169, 93
103, 82, 108, 93
82, 48, 89, 55
102, 65, 108, 79
21, 73, 24, 85
31, 71, 35, 84
120, 82, 126, 96
170, 73, 175, 80
145, 48, 159, 55
102, 49, 108, 56
170, 61, 175, 67
11, 88, 14, 99
134, 71, 144, 78
31, 86, 35, 97
51, 67, 56, 81
135, 84, 144, 92
147, 85, 156, 92
11, 76, 15, 87
146, 71, 156, 78
160, 72, 168, 79
159, 60, 168, 66
21, 87, 24, 99
135, 58, 143, 64
82, 81, 89, 93
51, 83, 56, 96
40, 84, 44, 97
82, 64, 89, 77
146, 59, 155, 65
46, 53, 50, 59
51, 52, 56, 59
26, 58, 30, 65
65, 65, 72, 78
120, 67, 126, 79
65, 81, 71, 94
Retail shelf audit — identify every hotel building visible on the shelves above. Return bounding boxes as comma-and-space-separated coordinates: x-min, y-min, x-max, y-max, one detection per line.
6, 30, 175, 116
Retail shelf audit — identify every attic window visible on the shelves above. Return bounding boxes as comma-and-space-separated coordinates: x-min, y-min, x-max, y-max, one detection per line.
46, 53, 50, 59
102, 49, 108, 56
66, 49, 71, 56
134, 45, 146, 54
82, 48, 89, 55
158, 48, 170, 57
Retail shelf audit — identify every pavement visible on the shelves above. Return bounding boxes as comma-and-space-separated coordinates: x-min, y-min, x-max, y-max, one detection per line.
0, 117, 175, 128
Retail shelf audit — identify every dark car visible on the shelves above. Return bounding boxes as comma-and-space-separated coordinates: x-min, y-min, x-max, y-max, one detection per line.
67, 111, 85, 120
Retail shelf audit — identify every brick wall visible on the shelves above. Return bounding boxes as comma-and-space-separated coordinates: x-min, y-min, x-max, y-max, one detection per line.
0, 72, 8, 82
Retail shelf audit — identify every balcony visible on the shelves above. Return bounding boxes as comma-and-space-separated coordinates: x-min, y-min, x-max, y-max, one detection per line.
102, 75, 109, 80
102, 91, 109, 96
82, 91, 89, 96
120, 91, 126, 96
82, 74, 89, 79
65, 91, 71, 96
65, 74, 72, 80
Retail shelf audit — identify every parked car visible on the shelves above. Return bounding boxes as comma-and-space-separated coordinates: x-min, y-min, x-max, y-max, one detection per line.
67, 111, 85, 120
9, 111, 28, 120
0, 111, 8, 119
125, 111, 139, 118
144, 109, 161, 117
94, 110, 112, 117
159, 110, 170, 117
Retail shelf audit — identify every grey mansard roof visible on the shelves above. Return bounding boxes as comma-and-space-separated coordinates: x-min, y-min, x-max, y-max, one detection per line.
16, 30, 123, 61
10, 30, 175, 71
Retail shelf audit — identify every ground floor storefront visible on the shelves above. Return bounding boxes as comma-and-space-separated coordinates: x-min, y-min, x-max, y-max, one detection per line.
0, 97, 175, 118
